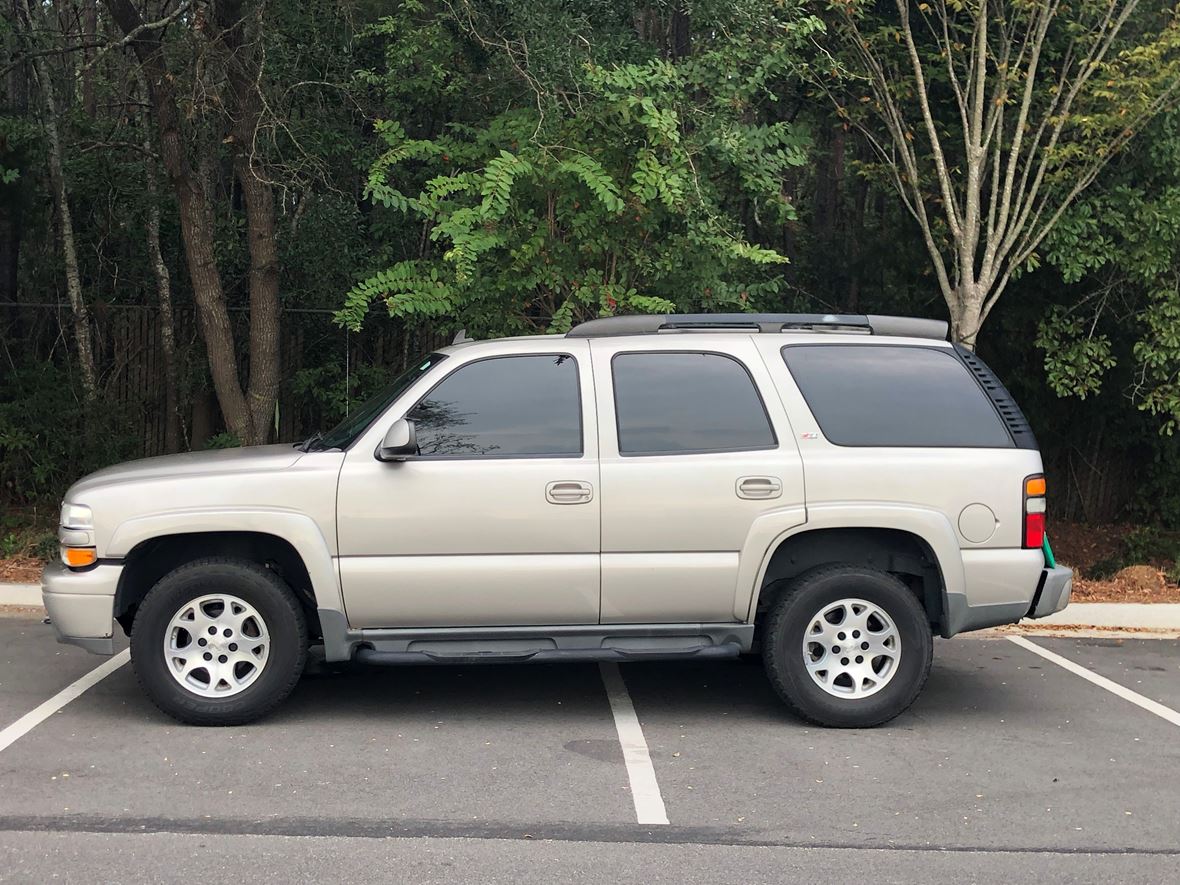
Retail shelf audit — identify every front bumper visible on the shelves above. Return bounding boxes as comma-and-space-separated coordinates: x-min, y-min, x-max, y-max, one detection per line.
1026, 564, 1073, 619
41, 559, 121, 655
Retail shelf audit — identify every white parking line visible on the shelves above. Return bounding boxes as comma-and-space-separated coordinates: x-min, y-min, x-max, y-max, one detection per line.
598, 662, 669, 825
1007, 635, 1180, 728
0, 649, 130, 753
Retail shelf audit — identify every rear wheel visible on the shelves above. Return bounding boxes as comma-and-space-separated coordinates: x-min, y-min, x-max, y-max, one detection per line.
762, 565, 932, 727
130, 558, 307, 725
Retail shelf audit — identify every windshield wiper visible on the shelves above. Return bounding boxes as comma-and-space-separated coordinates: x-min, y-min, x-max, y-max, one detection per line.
298, 431, 325, 453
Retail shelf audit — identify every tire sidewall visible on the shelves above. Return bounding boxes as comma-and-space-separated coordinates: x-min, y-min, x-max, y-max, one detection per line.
766, 567, 932, 727
131, 561, 306, 724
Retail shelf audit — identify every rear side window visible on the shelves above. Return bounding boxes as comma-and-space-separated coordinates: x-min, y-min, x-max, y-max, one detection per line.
781, 345, 1012, 448
612, 352, 777, 455
407, 354, 581, 457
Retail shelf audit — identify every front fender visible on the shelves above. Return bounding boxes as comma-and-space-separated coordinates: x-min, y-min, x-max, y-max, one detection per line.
107, 507, 344, 615
734, 503, 966, 626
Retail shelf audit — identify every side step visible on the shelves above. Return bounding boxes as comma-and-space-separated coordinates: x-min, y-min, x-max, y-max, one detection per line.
354, 642, 742, 666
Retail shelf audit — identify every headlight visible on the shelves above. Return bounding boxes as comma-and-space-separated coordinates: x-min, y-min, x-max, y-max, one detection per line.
59, 503, 96, 568
60, 502, 93, 529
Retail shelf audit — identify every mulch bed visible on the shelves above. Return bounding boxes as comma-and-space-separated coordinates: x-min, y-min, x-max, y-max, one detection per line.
1050, 521, 1180, 603
0, 555, 43, 585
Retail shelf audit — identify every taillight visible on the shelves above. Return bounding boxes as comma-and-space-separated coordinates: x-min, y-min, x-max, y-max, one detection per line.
1023, 474, 1046, 549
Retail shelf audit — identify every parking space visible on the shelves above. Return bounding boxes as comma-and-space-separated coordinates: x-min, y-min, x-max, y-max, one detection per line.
0, 611, 119, 727
1, 614, 1179, 880
624, 638, 1180, 851
1032, 636, 1180, 710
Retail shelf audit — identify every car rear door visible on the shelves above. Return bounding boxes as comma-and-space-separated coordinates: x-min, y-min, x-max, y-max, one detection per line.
588, 336, 805, 623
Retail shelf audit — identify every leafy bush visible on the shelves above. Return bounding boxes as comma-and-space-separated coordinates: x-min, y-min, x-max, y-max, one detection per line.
202, 432, 242, 450
1084, 526, 1180, 580
0, 361, 140, 506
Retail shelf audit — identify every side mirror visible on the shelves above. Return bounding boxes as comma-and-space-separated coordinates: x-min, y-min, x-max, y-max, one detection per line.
375, 418, 417, 462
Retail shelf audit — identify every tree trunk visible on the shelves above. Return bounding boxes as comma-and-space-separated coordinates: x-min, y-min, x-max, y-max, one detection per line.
669, 4, 691, 60
17, 0, 97, 400
80, 0, 97, 116
216, 0, 281, 444
104, 0, 253, 443
236, 154, 281, 443
137, 70, 181, 453
949, 286, 984, 352
1, 4, 26, 315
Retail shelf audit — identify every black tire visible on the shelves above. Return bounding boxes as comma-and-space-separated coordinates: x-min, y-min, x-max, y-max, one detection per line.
762, 565, 932, 728
130, 557, 308, 726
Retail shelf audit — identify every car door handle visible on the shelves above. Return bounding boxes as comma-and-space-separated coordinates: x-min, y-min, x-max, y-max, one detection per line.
736, 476, 782, 499
546, 480, 594, 504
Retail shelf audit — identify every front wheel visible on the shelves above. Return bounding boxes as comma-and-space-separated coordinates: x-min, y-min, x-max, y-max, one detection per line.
762, 565, 932, 727
130, 558, 308, 726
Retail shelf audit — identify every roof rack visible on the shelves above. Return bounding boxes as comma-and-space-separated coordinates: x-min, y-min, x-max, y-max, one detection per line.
566, 313, 948, 341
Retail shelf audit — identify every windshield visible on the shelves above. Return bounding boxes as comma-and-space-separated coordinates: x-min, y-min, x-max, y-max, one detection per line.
316, 353, 447, 450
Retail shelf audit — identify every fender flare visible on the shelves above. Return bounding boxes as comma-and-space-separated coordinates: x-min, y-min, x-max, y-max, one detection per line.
734, 503, 965, 626
108, 507, 345, 616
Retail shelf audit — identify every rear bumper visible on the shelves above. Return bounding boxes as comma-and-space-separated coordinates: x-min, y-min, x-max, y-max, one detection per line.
1027, 565, 1073, 619
943, 549, 1073, 636
41, 559, 120, 655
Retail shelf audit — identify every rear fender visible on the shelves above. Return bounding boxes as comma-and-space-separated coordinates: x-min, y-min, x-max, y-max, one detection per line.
736, 503, 965, 628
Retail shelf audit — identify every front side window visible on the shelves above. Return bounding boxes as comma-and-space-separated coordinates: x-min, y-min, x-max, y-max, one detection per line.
407, 354, 582, 457
319, 353, 447, 450
781, 344, 1012, 447
612, 351, 777, 455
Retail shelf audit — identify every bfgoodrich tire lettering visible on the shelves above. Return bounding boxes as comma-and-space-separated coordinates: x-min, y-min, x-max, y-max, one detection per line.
130, 557, 308, 726
762, 565, 933, 727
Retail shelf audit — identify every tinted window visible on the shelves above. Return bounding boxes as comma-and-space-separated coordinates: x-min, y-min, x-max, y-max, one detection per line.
781, 345, 1012, 447
407, 355, 581, 457
612, 352, 776, 455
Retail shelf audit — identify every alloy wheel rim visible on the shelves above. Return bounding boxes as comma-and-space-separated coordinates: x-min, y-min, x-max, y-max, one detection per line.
163, 594, 270, 698
801, 597, 901, 699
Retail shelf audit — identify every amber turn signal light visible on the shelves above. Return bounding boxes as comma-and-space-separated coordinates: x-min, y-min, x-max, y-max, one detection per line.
61, 546, 97, 568
1025, 476, 1046, 497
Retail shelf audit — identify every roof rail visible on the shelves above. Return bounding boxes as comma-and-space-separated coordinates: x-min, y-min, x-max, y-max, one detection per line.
565, 313, 948, 341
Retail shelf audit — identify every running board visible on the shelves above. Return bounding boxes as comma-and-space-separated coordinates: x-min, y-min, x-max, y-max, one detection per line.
317, 614, 755, 663
354, 642, 742, 667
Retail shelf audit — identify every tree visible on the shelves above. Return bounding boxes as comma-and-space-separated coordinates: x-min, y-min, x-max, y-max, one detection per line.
104, 0, 280, 445
824, 0, 1180, 347
14, 0, 98, 398
1035, 104, 1180, 434
339, 0, 819, 336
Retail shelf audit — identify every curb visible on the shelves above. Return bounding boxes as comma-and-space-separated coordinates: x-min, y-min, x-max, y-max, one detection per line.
0, 583, 43, 607
1024, 602, 1180, 631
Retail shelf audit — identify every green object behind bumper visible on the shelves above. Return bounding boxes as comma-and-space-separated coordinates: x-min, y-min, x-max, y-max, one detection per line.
1043, 535, 1057, 569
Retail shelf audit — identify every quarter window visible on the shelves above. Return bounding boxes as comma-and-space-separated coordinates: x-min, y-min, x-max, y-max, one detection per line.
612, 352, 776, 455
780, 344, 1012, 447
407, 355, 582, 457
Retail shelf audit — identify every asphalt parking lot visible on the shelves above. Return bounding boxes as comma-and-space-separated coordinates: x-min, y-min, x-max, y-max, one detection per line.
1, 612, 1178, 883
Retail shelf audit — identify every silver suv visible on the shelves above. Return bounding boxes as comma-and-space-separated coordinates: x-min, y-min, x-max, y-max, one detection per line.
43, 313, 1072, 727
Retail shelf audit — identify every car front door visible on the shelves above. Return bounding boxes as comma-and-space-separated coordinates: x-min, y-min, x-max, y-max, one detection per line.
336, 343, 600, 628
589, 337, 805, 623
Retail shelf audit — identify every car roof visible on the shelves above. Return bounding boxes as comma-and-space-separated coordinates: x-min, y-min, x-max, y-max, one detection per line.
437, 314, 952, 355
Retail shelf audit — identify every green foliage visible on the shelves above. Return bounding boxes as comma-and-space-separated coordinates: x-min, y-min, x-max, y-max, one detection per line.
0, 362, 139, 504
1041, 106, 1180, 434
1035, 308, 1117, 399
1088, 526, 1180, 581
6, 0, 1180, 537
1134, 287, 1180, 434
338, 1, 814, 337
202, 432, 242, 450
